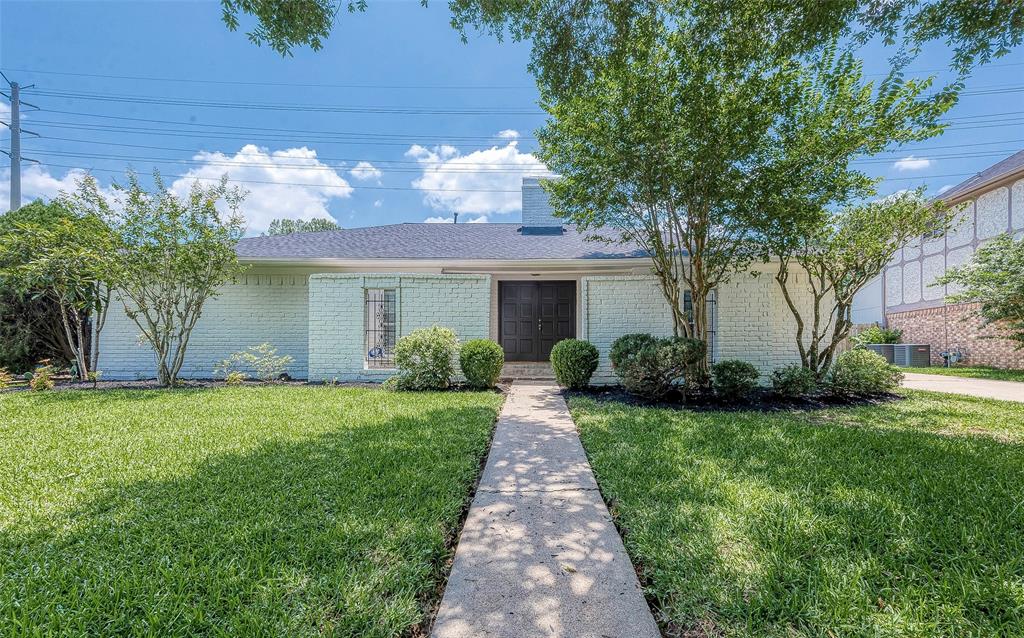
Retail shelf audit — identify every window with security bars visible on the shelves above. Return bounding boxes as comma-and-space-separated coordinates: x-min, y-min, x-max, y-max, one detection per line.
682, 290, 717, 363
365, 289, 396, 368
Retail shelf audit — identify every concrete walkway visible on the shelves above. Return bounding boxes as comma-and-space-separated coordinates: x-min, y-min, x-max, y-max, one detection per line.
432, 382, 660, 638
903, 372, 1024, 403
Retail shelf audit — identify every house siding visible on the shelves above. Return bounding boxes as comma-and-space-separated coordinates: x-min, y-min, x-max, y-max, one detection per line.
307, 273, 491, 382
98, 264, 825, 384
860, 175, 1024, 369
97, 273, 309, 380
581, 267, 818, 384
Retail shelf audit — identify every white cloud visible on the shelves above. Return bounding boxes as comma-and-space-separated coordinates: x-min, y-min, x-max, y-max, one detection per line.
424, 214, 489, 223
349, 161, 382, 182
0, 100, 10, 121
893, 155, 933, 172
937, 184, 954, 195
496, 129, 520, 139
406, 140, 549, 216
373, 199, 383, 208
169, 144, 352, 234
0, 164, 96, 212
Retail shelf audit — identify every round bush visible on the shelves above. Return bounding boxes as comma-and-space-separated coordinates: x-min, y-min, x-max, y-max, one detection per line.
711, 360, 760, 399
828, 349, 903, 396
391, 326, 459, 391
550, 339, 599, 389
609, 333, 705, 400
852, 325, 903, 346
460, 339, 504, 389
770, 364, 818, 398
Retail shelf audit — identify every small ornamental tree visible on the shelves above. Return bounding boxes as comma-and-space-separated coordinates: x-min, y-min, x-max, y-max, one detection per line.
771, 191, 947, 380
937, 233, 1024, 349
71, 172, 247, 387
0, 200, 115, 380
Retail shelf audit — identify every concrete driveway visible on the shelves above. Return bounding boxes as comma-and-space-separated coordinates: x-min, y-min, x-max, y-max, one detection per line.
902, 372, 1024, 403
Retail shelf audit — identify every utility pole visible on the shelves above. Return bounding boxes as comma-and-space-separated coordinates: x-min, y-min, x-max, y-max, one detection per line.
9, 81, 20, 212
1, 73, 40, 212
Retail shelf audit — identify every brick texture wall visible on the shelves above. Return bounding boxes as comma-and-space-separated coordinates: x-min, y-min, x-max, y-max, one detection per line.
308, 273, 490, 382
521, 177, 563, 228
98, 273, 310, 380
581, 267, 820, 384
886, 303, 1024, 368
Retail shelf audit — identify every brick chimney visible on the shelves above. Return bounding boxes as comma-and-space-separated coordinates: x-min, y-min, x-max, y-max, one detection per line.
520, 177, 563, 235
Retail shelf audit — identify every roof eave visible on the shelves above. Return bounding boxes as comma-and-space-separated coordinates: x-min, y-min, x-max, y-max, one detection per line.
940, 164, 1024, 205
237, 256, 655, 269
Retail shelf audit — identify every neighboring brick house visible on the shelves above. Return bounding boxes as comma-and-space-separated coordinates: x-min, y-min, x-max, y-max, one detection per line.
854, 150, 1024, 368
99, 177, 824, 383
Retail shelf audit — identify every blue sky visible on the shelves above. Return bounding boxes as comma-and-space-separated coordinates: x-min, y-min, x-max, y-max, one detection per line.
1, 1, 1022, 234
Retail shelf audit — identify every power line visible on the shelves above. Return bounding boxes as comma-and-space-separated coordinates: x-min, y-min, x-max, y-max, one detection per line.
28, 133, 1024, 159
29, 151, 985, 188
36, 162, 534, 192
38, 109, 539, 142
21, 148, 550, 173
8, 60, 1023, 88
21, 145, 1023, 172
0, 67, 536, 90
24, 120, 537, 147
24, 115, 1023, 150
30, 88, 546, 116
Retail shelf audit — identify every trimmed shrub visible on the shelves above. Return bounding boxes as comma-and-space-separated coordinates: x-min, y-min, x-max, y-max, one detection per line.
828, 349, 903, 396
215, 343, 294, 382
550, 339, 599, 389
771, 364, 818, 398
224, 371, 248, 386
852, 325, 902, 346
460, 339, 504, 389
610, 333, 705, 400
390, 326, 459, 391
29, 364, 55, 391
711, 360, 760, 399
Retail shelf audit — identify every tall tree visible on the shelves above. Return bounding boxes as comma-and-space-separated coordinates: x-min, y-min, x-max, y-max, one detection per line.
71, 172, 248, 387
0, 200, 115, 379
218, 0, 1023, 76
526, 7, 950, 379
264, 217, 341, 236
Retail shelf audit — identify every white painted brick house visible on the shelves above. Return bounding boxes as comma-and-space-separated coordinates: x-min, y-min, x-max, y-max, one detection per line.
99, 178, 821, 383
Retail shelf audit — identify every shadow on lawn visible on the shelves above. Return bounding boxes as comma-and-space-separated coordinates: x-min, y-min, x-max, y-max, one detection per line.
585, 403, 1024, 636
0, 404, 496, 638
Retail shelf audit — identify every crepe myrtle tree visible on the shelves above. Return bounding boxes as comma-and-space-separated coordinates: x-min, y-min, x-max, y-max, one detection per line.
0, 200, 116, 380
937, 233, 1024, 349
529, 10, 951, 382
71, 172, 248, 387
219, 0, 1023, 79
770, 191, 948, 379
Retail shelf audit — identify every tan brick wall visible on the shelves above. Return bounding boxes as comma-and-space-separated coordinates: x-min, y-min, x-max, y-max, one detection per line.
886, 303, 1024, 368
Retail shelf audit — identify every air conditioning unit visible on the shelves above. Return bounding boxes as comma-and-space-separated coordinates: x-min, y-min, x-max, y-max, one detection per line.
893, 344, 931, 367
863, 344, 895, 363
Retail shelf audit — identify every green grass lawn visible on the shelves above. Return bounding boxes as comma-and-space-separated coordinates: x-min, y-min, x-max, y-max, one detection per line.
903, 366, 1024, 383
570, 391, 1024, 637
0, 386, 503, 637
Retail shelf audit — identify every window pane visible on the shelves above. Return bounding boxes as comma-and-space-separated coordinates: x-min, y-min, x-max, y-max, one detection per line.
365, 289, 396, 368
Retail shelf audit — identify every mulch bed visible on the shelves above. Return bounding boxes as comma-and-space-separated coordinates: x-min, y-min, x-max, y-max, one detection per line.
564, 385, 902, 412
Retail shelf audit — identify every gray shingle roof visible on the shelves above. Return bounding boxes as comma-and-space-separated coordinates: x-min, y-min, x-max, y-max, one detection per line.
237, 223, 649, 261
939, 149, 1024, 202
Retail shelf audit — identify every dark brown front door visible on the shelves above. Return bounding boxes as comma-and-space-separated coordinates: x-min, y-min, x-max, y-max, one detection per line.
499, 281, 575, 361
